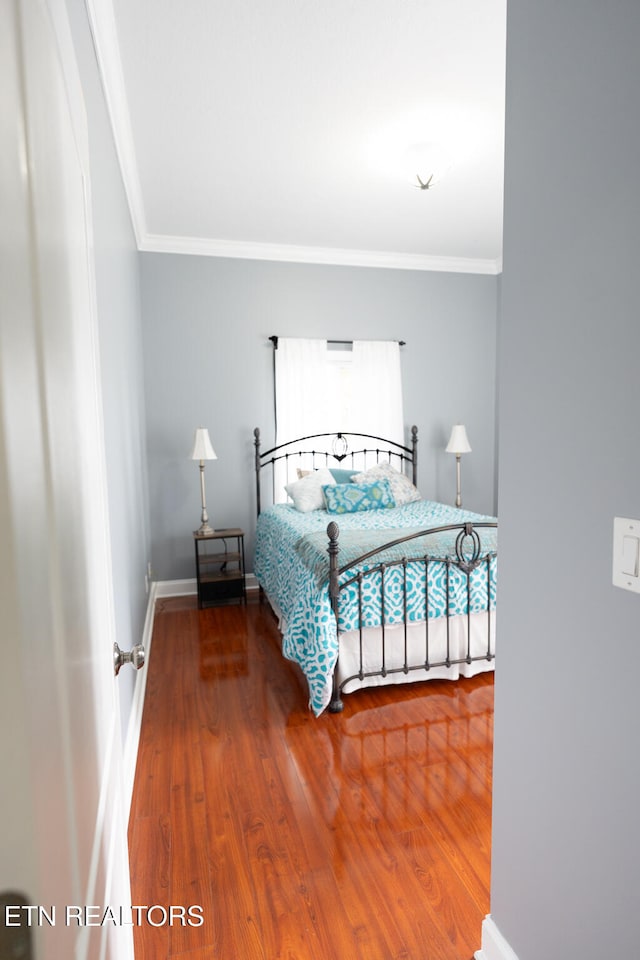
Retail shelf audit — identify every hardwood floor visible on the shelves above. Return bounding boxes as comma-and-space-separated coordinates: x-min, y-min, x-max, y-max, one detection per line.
128, 594, 493, 960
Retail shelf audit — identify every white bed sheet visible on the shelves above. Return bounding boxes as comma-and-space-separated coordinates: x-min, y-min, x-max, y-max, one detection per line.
265, 591, 495, 702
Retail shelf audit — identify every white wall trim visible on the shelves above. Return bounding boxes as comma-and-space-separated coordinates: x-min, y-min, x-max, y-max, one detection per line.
84, 0, 146, 245
155, 573, 259, 598
245, 572, 259, 592
155, 577, 197, 598
140, 231, 501, 275
475, 916, 521, 960
122, 580, 158, 812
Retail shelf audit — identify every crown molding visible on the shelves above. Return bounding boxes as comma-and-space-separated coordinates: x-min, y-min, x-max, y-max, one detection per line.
85, 0, 147, 245
140, 232, 501, 275
86, 2, 501, 276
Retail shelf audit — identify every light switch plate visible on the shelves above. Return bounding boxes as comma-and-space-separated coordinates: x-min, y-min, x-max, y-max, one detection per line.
613, 517, 640, 593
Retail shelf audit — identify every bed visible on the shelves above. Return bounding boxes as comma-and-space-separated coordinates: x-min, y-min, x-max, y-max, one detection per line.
253, 427, 497, 715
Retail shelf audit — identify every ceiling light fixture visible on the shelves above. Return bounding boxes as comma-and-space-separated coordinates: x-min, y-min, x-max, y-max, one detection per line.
405, 141, 453, 190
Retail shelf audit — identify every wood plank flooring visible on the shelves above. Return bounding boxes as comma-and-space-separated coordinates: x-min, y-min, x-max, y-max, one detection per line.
128, 595, 493, 960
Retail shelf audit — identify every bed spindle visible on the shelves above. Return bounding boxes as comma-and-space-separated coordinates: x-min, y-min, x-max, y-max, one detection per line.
357, 574, 364, 681
328, 522, 344, 712
424, 557, 431, 670
402, 560, 409, 674
486, 558, 493, 660
466, 571, 472, 664
445, 560, 451, 668
380, 564, 387, 678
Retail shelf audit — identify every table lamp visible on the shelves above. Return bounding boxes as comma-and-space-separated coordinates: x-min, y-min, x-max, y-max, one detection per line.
446, 424, 471, 508
190, 427, 217, 534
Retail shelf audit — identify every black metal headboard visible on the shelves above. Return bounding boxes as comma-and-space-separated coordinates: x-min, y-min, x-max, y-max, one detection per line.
253, 426, 418, 516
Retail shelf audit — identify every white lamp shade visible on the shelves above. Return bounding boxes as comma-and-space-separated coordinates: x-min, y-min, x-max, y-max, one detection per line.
446, 424, 471, 455
190, 427, 217, 461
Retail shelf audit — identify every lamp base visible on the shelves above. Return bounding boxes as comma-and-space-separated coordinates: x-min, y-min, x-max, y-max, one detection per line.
455, 455, 463, 508
196, 521, 215, 536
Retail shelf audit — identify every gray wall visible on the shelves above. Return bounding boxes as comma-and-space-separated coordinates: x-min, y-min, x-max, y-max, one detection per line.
65, 0, 150, 737
492, 1, 640, 957
140, 254, 498, 579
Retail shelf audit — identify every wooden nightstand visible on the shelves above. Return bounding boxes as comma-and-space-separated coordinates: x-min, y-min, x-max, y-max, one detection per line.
193, 528, 246, 608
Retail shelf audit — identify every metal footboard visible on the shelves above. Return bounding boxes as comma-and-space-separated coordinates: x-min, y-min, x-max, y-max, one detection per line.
327, 521, 498, 713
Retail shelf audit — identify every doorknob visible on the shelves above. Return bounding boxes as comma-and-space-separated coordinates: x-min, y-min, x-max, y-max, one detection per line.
0, 892, 32, 960
113, 642, 145, 676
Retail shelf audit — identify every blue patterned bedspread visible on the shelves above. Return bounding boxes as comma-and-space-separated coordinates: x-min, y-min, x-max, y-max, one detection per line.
254, 499, 497, 715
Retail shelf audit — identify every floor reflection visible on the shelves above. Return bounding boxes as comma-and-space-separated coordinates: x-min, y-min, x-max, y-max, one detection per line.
197, 604, 250, 680
285, 675, 493, 833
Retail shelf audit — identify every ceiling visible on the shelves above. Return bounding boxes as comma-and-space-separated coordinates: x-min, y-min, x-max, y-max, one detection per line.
93, 0, 506, 273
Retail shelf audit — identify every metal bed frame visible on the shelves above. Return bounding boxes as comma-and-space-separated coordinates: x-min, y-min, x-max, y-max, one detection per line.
254, 425, 419, 515
254, 427, 497, 713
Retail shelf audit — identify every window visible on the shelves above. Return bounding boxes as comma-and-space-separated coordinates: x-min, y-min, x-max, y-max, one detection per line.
275, 337, 404, 445
325, 343, 355, 428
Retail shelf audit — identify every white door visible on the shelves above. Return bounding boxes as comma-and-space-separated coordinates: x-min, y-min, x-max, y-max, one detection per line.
0, 2, 133, 958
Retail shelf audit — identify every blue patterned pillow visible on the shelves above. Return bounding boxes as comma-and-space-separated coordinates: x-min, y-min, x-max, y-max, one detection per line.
352, 462, 422, 506
323, 479, 396, 514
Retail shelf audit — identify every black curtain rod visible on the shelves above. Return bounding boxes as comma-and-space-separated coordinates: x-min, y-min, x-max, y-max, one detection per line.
269, 336, 406, 348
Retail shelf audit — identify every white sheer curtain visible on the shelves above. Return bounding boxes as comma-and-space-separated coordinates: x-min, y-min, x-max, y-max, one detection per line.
275, 337, 328, 443
274, 338, 328, 500
351, 340, 404, 445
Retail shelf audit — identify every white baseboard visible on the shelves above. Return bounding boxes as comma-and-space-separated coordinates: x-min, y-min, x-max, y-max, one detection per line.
155, 573, 260, 598
121, 573, 260, 812
475, 916, 520, 960
122, 580, 158, 813
155, 577, 197, 597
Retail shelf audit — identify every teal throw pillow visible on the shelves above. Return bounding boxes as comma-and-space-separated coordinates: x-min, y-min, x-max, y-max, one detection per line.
329, 467, 357, 484
323, 479, 396, 514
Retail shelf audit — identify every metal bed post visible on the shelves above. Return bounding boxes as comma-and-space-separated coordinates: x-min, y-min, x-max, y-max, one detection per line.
327, 521, 344, 713
410, 424, 418, 487
254, 427, 261, 517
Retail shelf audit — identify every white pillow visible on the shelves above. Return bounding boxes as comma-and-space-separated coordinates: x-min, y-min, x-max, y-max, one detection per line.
285, 468, 335, 512
352, 462, 421, 506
